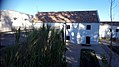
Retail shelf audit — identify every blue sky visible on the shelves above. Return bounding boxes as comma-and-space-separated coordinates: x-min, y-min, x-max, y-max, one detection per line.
1, 0, 119, 21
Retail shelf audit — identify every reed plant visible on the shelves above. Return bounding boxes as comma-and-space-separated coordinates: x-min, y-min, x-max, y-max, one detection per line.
2, 24, 66, 67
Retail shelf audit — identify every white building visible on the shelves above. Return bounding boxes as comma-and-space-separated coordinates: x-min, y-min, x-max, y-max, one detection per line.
35, 11, 100, 45
0, 10, 33, 32
0, 10, 100, 45
99, 21, 119, 39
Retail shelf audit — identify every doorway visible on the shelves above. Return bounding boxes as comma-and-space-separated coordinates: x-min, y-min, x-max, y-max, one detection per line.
86, 36, 90, 44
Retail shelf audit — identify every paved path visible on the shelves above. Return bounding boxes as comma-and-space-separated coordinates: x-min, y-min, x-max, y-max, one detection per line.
66, 43, 119, 67
100, 40, 119, 46
100, 43, 119, 67
66, 43, 80, 67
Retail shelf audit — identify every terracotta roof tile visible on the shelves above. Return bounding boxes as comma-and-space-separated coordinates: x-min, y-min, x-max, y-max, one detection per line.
36, 11, 99, 23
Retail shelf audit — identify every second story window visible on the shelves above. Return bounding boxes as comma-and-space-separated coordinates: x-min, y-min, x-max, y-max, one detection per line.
86, 25, 91, 30
116, 29, 119, 32
66, 25, 70, 29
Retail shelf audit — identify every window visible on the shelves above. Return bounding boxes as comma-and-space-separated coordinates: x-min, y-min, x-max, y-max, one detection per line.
66, 36, 70, 40
66, 25, 70, 29
86, 25, 91, 30
14, 17, 17, 20
24, 19, 28, 21
109, 28, 112, 32
116, 29, 119, 32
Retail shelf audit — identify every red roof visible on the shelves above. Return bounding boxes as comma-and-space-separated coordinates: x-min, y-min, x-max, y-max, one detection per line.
36, 11, 99, 23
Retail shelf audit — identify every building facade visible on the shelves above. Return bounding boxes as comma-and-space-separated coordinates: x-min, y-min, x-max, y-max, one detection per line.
35, 11, 100, 45
0, 10, 33, 32
0, 10, 100, 45
99, 21, 119, 39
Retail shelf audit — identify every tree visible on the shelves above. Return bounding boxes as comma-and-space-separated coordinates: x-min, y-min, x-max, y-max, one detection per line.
109, 0, 116, 67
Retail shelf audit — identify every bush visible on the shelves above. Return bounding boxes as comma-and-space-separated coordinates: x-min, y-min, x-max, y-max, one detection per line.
102, 54, 109, 67
80, 49, 100, 67
1, 24, 66, 67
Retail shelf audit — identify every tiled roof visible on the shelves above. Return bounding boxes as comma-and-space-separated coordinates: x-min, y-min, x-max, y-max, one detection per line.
100, 21, 119, 26
35, 11, 99, 23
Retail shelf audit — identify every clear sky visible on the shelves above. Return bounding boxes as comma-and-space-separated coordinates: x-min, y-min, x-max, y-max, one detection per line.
1, 0, 119, 21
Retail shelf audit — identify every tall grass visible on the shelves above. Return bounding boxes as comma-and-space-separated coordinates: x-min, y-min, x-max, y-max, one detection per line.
2, 24, 66, 67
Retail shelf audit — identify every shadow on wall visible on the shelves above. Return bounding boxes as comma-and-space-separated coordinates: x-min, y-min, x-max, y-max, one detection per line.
1, 12, 13, 31
66, 23, 99, 44
66, 23, 83, 44
1, 11, 34, 32
99, 25, 117, 38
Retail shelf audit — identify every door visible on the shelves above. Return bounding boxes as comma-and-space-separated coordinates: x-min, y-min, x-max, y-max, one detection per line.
86, 36, 90, 44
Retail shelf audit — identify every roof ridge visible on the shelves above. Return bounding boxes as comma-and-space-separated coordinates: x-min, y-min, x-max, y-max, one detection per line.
38, 10, 97, 13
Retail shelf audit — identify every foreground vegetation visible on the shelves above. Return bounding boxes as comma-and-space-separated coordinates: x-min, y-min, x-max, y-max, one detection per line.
80, 49, 100, 67
108, 46, 119, 55
1, 24, 66, 67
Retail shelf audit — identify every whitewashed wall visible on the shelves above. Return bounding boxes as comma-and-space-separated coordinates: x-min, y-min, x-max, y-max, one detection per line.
0, 10, 32, 32
65, 23, 99, 45
33, 22, 63, 30
99, 24, 119, 38
33, 22, 99, 45
0, 13, 12, 32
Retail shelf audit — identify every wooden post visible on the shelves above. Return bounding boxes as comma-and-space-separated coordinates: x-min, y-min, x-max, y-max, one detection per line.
63, 22, 66, 45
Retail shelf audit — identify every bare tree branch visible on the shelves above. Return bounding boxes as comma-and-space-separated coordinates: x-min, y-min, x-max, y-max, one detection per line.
112, 4, 117, 9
